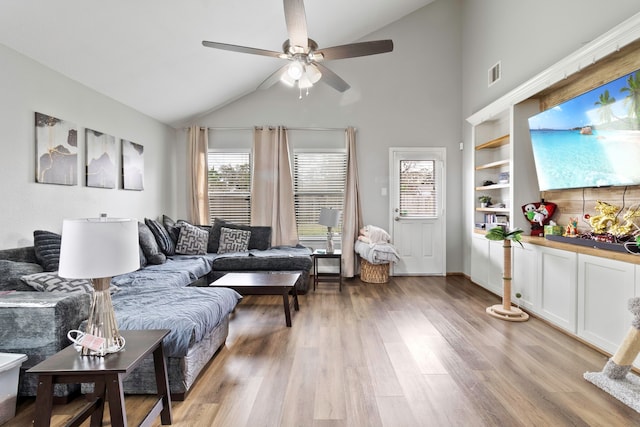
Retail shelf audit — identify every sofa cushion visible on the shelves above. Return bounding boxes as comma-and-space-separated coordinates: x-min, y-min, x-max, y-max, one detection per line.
21, 272, 93, 293
162, 215, 181, 244
175, 222, 208, 255
0, 260, 43, 291
138, 222, 166, 265
145, 218, 176, 256
33, 230, 61, 272
217, 227, 251, 254
208, 218, 271, 252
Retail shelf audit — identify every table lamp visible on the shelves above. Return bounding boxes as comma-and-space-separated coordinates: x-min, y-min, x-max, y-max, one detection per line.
58, 217, 139, 356
318, 208, 341, 253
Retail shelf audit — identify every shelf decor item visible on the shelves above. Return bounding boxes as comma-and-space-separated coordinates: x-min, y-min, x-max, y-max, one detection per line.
484, 226, 529, 322
478, 195, 492, 208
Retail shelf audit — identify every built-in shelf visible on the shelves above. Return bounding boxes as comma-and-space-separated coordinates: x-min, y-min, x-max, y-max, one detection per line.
476, 207, 509, 213
475, 134, 509, 150
475, 183, 509, 190
475, 159, 509, 170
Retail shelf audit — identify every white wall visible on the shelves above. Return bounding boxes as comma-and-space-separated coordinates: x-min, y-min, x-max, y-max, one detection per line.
460, 0, 640, 275
0, 43, 178, 249
177, 0, 465, 273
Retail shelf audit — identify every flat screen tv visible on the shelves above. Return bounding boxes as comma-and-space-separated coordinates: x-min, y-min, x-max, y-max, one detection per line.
528, 69, 640, 191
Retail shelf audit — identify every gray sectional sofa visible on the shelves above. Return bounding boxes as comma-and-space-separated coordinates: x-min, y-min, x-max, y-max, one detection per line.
0, 217, 312, 400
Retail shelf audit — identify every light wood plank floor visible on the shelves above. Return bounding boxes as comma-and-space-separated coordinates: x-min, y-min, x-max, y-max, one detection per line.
7, 275, 640, 426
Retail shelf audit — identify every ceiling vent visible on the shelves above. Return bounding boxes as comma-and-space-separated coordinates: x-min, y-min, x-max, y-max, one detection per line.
488, 61, 501, 87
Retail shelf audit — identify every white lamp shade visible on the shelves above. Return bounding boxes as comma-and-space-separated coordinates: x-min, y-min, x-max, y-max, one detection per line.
318, 208, 341, 228
58, 218, 139, 279
306, 64, 322, 83
287, 61, 304, 80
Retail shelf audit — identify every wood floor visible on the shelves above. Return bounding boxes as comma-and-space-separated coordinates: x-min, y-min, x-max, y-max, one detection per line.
7, 275, 640, 426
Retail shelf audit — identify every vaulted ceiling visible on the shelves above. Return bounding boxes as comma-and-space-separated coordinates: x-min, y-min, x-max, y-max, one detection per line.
0, 0, 435, 128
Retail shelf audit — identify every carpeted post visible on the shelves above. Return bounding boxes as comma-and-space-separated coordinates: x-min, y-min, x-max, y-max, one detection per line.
584, 297, 640, 413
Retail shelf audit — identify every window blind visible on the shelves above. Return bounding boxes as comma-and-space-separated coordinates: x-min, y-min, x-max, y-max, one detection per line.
207, 151, 251, 225
294, 152, 346, 237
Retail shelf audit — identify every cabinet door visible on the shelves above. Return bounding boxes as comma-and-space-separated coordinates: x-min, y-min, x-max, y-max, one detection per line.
537, 247, 577, 333
577, 254, 635, 355
513, 243, 538, 310
487, 240, 505, 295
470, 233, 489, 288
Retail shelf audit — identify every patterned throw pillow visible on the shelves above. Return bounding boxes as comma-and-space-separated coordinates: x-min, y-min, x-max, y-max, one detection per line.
175, 222, 209, 255
21, 272, 94, 293
217, 227, 251, 254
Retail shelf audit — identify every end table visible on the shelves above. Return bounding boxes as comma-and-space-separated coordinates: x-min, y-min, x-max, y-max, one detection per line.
28, 329, 172, 427
313, 249, 342, 291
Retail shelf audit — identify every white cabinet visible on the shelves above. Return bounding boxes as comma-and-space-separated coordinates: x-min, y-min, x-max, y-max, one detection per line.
470, 233, 503, 296
513, 243, 538, 310
470, 233, 489, 288
487, 240, 504, 295
577, 254, 636, 355
537, 246, 577, 333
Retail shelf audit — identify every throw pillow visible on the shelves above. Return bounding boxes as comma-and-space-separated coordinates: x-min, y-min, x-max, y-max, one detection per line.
162, 215, 181, 245
138, 222, 166, 265
217, 227, 251, 254
145, 218, 176, 255
175, 222, 209, 255
0, 260, 43, 292
22, 272, 93, 293
139, 246, 148, 269
207, 218, 272, 252
33, 230, 62, 272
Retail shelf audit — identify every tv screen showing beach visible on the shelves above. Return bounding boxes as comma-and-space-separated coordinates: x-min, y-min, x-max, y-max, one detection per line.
528, 69, 640, 191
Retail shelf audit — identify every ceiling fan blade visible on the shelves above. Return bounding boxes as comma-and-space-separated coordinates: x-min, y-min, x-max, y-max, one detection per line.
315, 63, 350, 92
315, 39, 393, 61
202, 40, 284, 58
283, 0, 308, 51
257, 65, 289, 90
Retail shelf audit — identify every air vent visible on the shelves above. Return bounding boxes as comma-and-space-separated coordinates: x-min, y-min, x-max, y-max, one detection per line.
488, 61, 501, 87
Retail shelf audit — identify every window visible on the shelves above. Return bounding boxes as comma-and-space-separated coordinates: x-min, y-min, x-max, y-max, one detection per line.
399, 160, 437, 218
294, 151, 347, 238
207, 151, 251, 225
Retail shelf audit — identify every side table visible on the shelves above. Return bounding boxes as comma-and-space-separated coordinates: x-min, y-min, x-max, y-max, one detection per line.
313, 249, 342, 291
28, 329, 172, 427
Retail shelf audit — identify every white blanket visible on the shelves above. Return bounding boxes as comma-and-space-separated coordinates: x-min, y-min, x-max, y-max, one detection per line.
354, 240, 399, 264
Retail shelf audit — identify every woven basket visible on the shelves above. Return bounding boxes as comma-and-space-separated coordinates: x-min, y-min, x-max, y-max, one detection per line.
360, 258, 389, 283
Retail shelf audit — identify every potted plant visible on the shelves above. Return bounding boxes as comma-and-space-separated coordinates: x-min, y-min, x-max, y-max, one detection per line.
484, 226, 529, 322
478, 195, 492, 208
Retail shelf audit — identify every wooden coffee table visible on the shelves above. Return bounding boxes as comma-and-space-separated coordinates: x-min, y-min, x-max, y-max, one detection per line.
211, 272, 301, 327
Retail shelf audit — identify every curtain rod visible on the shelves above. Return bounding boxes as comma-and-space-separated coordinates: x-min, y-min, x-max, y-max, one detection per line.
188, 126, 352, 132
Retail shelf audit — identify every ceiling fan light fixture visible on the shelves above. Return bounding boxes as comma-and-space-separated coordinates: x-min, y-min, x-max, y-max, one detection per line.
298, 73, 313, 89
287, 61, 304, 80
280, 71, 296, 87
306, 64, 322, 83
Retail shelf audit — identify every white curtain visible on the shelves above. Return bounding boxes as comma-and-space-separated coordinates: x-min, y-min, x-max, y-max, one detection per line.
342, 127, 363, 277
251, 126, 299, 246
187, 125, 210, 225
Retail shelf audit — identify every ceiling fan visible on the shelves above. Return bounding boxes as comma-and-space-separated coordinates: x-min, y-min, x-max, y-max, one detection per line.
202, 0, 393, 95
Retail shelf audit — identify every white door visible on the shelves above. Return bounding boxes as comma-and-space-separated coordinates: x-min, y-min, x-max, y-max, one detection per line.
389, 148, 446, 276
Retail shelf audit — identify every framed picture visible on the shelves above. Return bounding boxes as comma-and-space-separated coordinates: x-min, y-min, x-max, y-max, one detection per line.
122, 139, 144, 190
86, 129, 117, 189
35, 112, 78, 185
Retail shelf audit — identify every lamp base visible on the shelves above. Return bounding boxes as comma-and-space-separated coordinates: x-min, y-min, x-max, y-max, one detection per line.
325, 227, 335, 254
83, 277, 124, 356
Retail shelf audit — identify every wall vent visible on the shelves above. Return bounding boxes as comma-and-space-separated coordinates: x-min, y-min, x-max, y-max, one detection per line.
488, 61, 501, 87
